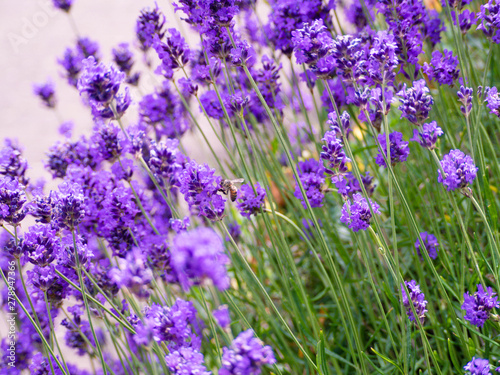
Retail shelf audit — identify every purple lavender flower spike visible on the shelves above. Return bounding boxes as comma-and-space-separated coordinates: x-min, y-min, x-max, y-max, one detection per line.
345, 0, 376, 31
462, 284, 500, 327
54, 182, 85, 230
112, 43, 134, 75
148, 139, 183, 185
401, 280, 428, 323
58, 47, 83, 87
457, 86, 473, 117
179, 77, 198, 97
136, 5, 166, 51
213, 305, 231, 328
294, 159, 325, 209
112, 43, 140, 86
170, 227, 230, 291
226, 221, 241, 242
423, 49, 460, 86
33, 81, 56, 108
398, 79, 434, 126
477, 0, 500, 43
264, 0, 332, 57
77, 56, 125, 106
178, 160, 226, 220
375, 132, 410, 168
92, 122, 124, 161
153, 29, 191, 79
342, 172, 376, 198
29, 265, 57, 292
220, 329, 276, 375
229, 39, 254, 67
484, 86, 500, 118
340, 193, 380, 232
414, 232, 439, 259
59, 121, 74, 138
464, 357, 492, 374
330, 35, 365, 83
368, 31, 399, 86
22, 224, 60, 267
437, 149, 477, 191
110, 247, 153, 299
423, 10, 445, 47
142, 299, 201, 349
166, 347, 211, 375
453, 9, 477, 34
140, 82, 189, 138
0, 177, 27, 226
326, 111, 351, 137
0, 139, 29, 185
52, 0, 73, 12
410, 121, 443, 150
321, 130, 350, 183
237, 182, 266, 218
76, 37, 100, 61
292, 19, 332, 66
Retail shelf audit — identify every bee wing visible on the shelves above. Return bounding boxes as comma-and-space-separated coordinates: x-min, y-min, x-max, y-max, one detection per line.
230, 178, 245, 184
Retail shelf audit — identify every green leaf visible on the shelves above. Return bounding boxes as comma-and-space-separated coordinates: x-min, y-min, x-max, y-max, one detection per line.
371, 348, 404, 375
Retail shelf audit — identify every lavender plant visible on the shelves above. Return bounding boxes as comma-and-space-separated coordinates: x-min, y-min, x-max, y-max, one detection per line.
2, 0, 500, 373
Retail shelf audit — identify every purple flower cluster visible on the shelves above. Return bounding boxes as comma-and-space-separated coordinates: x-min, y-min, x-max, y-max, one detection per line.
477, 0, 500, 43
414, 231, 439, 259
462, 284, 500, 327
453, 9, 477, 34
484, 86, 500, 118
58, 37, 101, 87
178, 160, 226, 220
423, 49, 460, 86
340, 193, 380, 232
326, 110, 351, 137
112, 43, 140, 86
237, 182, 266, 218
410, 121, 443, 150
321, 128, 350, 184
294, 159, 325, 209
464, 357, 493, 374
148, 139, 183, 185
457, 86, 473, 117
437, 149, 477, 191
136, 4, 166, 51
375, 132, 410, 168
33, 81, 56, 108
141, 299, 201, 349
0, 139, 29, 185
52, 0, 73, 12
110, 247, 153, 298
170, 227, 229, 291
398, 79, 434, 126
265, 0, 332, 57
213, 305, 231, 328
401, 280, 428, 323
153, 28, 191, 79
140, 82, 189, 139
77, 56, 130, 120
292, 20, 335, 78
0, 177, 27, 226
339, 172, 376, 198
166, 347, 211, 375
220, 330, 276, 375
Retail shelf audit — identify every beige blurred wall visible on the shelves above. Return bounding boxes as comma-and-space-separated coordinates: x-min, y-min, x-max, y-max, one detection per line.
0, 0, 217, 184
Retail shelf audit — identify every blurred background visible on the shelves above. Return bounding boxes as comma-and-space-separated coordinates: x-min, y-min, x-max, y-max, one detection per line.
0, 0, 213, 183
